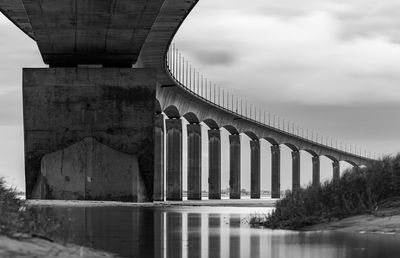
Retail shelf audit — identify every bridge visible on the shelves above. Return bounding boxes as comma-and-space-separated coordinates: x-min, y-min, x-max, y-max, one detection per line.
0, 0, 373, 202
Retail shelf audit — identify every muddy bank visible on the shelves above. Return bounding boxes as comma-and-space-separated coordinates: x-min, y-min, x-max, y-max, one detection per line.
0, 235, 116, 258
302, 209, 400, 235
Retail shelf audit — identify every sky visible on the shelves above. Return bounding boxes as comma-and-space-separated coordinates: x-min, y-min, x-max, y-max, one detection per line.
0, 0, 399, 192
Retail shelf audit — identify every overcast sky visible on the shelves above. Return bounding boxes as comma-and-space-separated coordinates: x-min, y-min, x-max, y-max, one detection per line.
0, 0, 399, 191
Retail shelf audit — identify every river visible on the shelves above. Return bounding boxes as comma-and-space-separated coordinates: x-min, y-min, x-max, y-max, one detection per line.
31, 205, 400, 258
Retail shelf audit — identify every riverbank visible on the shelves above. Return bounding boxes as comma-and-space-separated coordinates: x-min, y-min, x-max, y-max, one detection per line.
302, 207, 400, 235
0, 178, 118, 257
0, 235, 116, 258
250, 155, 400, 231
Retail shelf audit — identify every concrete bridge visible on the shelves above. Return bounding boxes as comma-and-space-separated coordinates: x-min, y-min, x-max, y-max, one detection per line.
0, 0, 373, 202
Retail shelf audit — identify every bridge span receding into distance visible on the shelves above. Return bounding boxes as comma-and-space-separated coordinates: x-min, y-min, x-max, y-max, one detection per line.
0, 0, 373, 202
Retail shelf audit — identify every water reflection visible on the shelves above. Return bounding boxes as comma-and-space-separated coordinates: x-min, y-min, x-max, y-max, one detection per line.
33, 206, 400, 258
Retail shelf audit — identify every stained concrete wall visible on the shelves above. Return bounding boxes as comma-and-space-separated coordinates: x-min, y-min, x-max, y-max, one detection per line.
32, 138, 146, 201
24, 68, 156, 201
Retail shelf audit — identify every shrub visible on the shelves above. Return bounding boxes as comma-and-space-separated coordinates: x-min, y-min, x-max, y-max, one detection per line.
0, 178, 59, 238
252, 154, 400, 229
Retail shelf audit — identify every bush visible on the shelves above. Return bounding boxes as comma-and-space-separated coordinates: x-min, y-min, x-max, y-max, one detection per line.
252, 154, 400, 229
0, 178, 59, 238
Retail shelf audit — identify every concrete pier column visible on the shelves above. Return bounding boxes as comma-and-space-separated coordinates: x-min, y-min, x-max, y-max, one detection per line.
332, 161, 340, 181
187, 123, 202, 200
208, 129, 221, 199
166, 118, 183, 201
312, 156, 320, 187
153, 113, 164, 201
229, 134, 241, 199
271, 145, 281, 199
250, 140, 261, 199
292, 150, 300, 191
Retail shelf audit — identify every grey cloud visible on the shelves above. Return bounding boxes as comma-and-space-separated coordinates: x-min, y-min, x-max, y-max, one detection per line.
192, 50, 236, 66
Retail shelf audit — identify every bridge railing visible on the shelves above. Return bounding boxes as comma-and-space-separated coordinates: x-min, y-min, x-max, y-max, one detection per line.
165, 43, 376, 160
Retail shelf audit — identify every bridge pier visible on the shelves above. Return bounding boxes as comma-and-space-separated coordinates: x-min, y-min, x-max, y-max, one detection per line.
229, 134, 241, 199
312, 156, 320, 187
166, 118, 183, 201
250, 140, 260, 199
332, 161, 340, 181
208, 129, 221, 199
271, 145, 281, 198
24, 68, 156, 202
292, 150, 300, 191
153, 113, 164, 201
187, 123, 202, 200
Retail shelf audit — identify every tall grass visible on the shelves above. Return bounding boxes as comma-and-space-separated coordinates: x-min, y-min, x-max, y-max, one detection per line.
251, 154, 400, 229
0, 178, 59, 238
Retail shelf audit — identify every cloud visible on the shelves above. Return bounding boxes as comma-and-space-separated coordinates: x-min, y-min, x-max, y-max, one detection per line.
174, 0, 400, 106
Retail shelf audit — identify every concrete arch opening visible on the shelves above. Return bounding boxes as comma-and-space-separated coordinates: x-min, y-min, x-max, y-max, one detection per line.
281, 143, 300, 191
183, 112, 200, 124
164, 105, 180, 119
340, 160, 357, 177
260, 138, 272, 198
320, 155, 340, 182
261, 137, 279, 146
279, 144, 293, 192
223, 125, 240, 136
299, 150, 313, 187
203, 119, 219, 130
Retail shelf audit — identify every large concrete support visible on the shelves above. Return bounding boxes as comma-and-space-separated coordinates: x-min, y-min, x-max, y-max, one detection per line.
333, 161, 340, 182
23, 68, 156, 201
312, 156, 320, 187
292, 150, 300, 191
153, 113, 164, 201
271, 145, 281, 199
208, 129, 221, 199
166, 119, 183, 201
229, 134, 241, 199
187, 123, 202, 200
250, 140, 260, 199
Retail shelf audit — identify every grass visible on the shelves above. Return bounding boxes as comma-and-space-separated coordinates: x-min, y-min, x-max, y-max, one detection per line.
250, 154, 400, 229
0, 178, 59, 239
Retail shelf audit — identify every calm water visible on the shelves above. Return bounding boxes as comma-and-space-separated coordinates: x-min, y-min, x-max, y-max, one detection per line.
32, 206, 400, 258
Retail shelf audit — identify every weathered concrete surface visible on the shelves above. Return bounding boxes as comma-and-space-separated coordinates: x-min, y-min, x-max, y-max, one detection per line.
33, 137, 146, 201
271, 145, 280, 198
187, 123, 202, 200
153, 114, 164, 201
208, 129, 221, 199
229, 134, 241, 199
292, 150, 300, 190
23, 68, 156, 201
165, 119, 182, 201
250, 140, 260, 199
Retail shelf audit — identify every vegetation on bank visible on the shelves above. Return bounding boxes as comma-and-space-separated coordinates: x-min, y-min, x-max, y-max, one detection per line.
251, 154, 400, 229
0, 178, 58, 238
